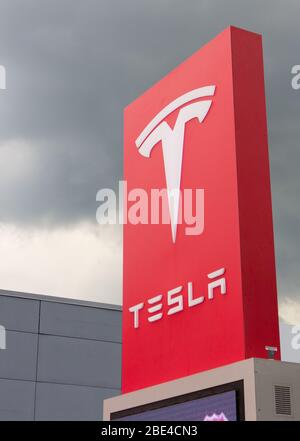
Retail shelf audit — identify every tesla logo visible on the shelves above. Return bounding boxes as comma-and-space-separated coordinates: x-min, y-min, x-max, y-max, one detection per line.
129, 267, 226, 329
135, 85, 215, 242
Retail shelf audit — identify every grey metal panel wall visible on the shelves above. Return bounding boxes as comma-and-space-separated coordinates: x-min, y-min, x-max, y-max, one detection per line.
0, 379, 35, 421
0, 330, 38, 381
0, 295, 40, 333
37, 334, 121, 389
35, 382, 119, 421
0, 292, 122, 421
39, 301, 121, 342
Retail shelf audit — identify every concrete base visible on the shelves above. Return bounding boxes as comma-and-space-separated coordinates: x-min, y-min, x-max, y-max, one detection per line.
103, 358, 300, 421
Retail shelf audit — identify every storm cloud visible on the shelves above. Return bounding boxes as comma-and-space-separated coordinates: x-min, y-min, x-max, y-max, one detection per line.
0, 0, 299, 312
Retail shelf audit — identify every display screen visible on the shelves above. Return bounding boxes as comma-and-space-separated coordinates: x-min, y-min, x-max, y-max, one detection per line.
115, 390, 238, 421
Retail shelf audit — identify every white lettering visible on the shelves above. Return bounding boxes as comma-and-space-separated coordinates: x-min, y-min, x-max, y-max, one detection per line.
129, 268, 227, 329
129, 303, 144, 329
167, 286, 183, 315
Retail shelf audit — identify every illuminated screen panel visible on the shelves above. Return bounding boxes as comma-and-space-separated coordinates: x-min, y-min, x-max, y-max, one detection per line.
112, 381, 244, 421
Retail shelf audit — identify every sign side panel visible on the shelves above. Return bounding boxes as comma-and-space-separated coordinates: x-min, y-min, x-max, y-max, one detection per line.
231, 27, 281, 359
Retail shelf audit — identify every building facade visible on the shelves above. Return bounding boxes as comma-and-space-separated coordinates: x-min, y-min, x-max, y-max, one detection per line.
0, 290, 121, 420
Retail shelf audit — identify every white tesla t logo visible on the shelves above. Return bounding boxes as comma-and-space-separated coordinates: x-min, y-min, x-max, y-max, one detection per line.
135, 85, 215, 242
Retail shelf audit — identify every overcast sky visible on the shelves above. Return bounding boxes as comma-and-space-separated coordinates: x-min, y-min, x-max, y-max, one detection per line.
0, 1, 299, 326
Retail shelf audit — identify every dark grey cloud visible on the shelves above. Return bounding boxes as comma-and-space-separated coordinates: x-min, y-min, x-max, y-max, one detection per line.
0, 0, 299, 304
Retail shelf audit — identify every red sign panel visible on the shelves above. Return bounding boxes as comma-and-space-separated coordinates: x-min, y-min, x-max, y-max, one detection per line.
122, 26, 281, 393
